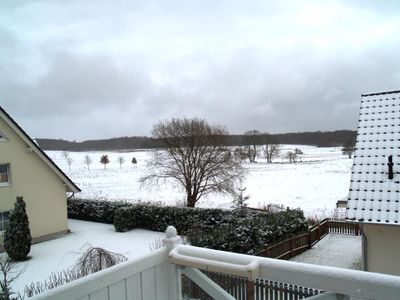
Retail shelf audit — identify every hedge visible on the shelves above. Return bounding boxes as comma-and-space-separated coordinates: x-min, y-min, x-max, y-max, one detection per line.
68, 198, 308, 255
67, 198, 132, 224
114, 204, 308, 254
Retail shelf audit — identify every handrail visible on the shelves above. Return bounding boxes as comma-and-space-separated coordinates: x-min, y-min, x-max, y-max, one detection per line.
170, 244, 260, 280
170, 243, 400, 299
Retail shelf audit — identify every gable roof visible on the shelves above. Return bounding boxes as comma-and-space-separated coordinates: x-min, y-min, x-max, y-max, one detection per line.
346, 90, 400, 225
0, 106, 80, 193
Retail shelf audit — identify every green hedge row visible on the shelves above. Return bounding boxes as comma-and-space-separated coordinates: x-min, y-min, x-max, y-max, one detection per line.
114, 204, 308, 254
67, 198, 131, 224
68, 198, 308, 255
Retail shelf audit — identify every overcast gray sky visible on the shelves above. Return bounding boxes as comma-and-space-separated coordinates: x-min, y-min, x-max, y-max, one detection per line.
1, 0, 400, 141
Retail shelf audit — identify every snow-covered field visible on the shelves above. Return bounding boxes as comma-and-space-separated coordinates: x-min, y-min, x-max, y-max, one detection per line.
47, 145, 352, 218
9, 219, 164, 295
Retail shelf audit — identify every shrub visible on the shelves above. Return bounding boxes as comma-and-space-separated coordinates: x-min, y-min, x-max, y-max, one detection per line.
114, 204, 307, 254
25, 246, 126, 297
68, 198, 131, 224
4, 197, 32, 261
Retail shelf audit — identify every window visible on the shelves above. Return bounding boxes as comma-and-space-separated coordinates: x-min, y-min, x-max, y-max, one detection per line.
0, 130, 8, 142
0, 211, 9, 232
0, 164, 11, 186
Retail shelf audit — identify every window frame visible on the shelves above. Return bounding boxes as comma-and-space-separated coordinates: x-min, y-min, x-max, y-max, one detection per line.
0, 163, 11, 187
0, 211, 10, 232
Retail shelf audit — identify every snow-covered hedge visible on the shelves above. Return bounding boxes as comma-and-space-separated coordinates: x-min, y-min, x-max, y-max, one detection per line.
68, 198, 307, 254
114, 205, 307, 254
67, 198, 131, 224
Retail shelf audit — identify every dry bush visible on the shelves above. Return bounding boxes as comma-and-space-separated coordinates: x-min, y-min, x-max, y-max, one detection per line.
24, 246, 127, 297
75, 246, 127, 276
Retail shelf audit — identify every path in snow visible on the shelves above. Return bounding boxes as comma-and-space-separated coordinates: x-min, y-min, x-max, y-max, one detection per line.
290, 234, 362, 270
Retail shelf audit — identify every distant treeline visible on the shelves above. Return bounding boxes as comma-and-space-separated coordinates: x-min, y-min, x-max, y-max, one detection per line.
36, 130, 356, 151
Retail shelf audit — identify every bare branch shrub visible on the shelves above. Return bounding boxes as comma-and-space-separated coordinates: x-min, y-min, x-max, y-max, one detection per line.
24, 246, 127, 297
0, 255, 25, 300
24, 269, 83, 297
74, 245, 127, 276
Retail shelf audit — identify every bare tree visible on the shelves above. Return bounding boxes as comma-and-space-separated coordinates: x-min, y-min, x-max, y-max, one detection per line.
62, 151, 70, 160
141, 118, 244, 207
342, 141, 355, 158
100, 155, 110, 170
285, 151, 298, 163
66, 157, 73, 171
84, 155, 92, 170
233, 147, 247, 161
243, 130, 262, 163
263, 144, 281, 163
117, 156, 125, 169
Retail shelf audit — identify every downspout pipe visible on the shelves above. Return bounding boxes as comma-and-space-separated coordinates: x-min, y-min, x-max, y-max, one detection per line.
360, 222, 368, 271
67, 192, 75, 201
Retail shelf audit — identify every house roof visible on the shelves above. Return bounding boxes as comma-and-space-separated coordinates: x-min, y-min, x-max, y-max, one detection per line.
0, 106, 80, 193
346, 90, 400, 225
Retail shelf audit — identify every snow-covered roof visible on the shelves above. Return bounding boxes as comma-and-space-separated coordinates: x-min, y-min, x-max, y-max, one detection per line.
347, 90, 400, 225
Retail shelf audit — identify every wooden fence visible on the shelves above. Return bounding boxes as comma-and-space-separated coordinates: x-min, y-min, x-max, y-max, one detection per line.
183, 272, 323, 300
257, 219, 360, 259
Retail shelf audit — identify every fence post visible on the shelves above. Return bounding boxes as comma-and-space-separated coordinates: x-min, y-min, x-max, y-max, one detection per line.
290, 236, 294, 258
246, 280, 254, 300
355, 223, 359, 236
308, 231, 312, 249
317, 224, 321, 240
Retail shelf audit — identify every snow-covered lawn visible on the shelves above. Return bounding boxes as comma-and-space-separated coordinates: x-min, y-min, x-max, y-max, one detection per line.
9, 219, 164, 295
290, 234, 362, 270
47, 145, 352, 218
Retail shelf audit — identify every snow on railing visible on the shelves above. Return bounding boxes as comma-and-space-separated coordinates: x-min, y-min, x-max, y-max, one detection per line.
33, 226, 400, 300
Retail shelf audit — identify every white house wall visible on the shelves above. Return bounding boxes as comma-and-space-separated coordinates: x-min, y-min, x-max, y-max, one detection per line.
364, 223, 400, 276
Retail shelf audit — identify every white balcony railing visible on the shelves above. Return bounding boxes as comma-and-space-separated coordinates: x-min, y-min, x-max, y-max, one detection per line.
32, 226, 400, 300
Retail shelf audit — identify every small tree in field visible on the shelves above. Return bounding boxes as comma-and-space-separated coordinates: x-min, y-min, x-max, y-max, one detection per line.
4, 197, 32, 261
62, 151, 70, 160
100, 155, 110, 170
66, 157, 73, 171
84, 155, 92, 170
342, 141, 355, 158
285, 151, 298, 163
243, 130, 262, 163
263, 144, 280, 163
131, 157, 137, 164
141, 118, 244, 207
117, 156, 125, 169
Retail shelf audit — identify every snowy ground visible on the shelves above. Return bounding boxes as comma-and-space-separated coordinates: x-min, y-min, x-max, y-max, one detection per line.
47, 145, 352, 218
8, 219, 164, 295
290, 234, 362, 270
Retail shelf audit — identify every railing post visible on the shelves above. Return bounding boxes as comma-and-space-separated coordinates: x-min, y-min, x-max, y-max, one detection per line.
246, 280, 254, 300
163, 226, 183, 300
308, 231, 312, 249
355, 223, 359, 236
317, 224, 321, 240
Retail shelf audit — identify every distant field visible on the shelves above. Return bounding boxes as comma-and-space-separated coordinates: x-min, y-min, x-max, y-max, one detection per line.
46, 145, 352, 218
